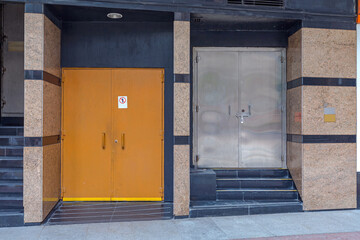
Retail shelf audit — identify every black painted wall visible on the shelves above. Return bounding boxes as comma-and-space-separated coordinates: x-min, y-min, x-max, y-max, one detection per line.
61, 21, 174, 201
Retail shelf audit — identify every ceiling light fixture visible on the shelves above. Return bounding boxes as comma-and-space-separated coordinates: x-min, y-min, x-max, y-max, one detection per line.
107, 13, 123, 19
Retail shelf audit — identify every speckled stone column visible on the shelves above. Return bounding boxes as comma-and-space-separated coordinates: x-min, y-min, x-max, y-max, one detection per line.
173, 12, 190, 217
23, 4, 61, 223
287, 27, 357, 211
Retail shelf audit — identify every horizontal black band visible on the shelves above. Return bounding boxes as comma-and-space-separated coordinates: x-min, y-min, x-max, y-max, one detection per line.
25, 135, 61, 147
25, 70, 61, 86
287, 77, 356, 90
174, 74, 190, 83
288, 21, 356, 37
174, 136, 190, 145
174, 12, 190, 21
287, 134, 356, 143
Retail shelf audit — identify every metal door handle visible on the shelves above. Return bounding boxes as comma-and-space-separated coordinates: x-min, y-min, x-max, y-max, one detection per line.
102, 133, 106, 149
121, 133, 125, 150
228, 105, 231, 116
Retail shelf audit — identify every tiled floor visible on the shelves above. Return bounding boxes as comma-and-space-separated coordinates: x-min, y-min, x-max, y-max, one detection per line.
1, 209, 360, 240
46, 202, 173, 225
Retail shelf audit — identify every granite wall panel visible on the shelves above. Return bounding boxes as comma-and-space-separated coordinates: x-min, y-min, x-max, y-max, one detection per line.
24, 13, 44, 71
287, 29, 302, 82
302, 143, 357, 210
174, 83, 190, 136
302, 28, 356, 79
174, 21, 190, 75
302, 86, 356, 135
287, 87, 302, 135
24, 12, 62, 223
24, 80, 43, 137
43, 82, 61, 137
23, 147, 43, 223
174, 145, 190, 216
42, 144, 61, 218
287, 28, 357, 211
286, 141, 303, 196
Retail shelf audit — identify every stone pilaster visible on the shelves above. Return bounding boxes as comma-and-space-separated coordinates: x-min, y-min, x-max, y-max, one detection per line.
23, 4, 61, 223
173, 12, 190, 217
287, 27, 357, 211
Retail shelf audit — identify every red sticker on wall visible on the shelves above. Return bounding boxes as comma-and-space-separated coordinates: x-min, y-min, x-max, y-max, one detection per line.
294, 112, 301, 122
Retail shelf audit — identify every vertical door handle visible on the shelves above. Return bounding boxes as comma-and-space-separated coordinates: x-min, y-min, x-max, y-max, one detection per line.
102, 132, 106, 149
228, 105, 231, 116
121, 133, 125, 150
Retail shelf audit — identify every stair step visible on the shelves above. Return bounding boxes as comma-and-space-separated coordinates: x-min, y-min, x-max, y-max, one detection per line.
0, 157, 23, 168
0, 137, 24, 146
0, 147, 23, 157
0, 127, 23, 136
0, 181, 23, 193
190, 201, 303, 218
217, 189, 299, 201
0, 168, 23, 180
0, 196, 23, 208
217, 178, 294, 189
215, 169, 289, 178
0, 210, 24, 227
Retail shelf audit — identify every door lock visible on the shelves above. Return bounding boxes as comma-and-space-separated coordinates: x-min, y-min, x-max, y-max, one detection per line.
236, 105, 252, 124
115, 140, 118, 143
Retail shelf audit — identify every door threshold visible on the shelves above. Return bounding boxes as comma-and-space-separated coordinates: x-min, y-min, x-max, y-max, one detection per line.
45, 201, 173, 225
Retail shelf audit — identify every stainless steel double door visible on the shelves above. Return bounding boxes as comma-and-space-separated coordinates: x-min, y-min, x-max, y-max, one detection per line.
194, 48, 285, 168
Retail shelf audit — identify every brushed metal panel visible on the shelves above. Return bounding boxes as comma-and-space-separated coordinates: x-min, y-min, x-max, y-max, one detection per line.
196, 51, 239, 168
239, 51, 283, 168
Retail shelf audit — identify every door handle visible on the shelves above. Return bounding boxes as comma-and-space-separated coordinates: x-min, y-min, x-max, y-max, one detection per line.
121, 133, 125, 150
102, 132, 106, 149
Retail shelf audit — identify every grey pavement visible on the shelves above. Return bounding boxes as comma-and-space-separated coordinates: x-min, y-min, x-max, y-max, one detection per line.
2, 210, 360, 240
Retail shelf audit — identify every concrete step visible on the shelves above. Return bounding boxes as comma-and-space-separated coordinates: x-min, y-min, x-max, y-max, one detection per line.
0, 157, 23, 168
0, 210, 24, 227
216, 189, 299, 201
190, 200, 303, 218
0, 196, 23, 208
216, 178, 294, 190
0, 168, 23, 180
0, 181, 23, 193
0, 137, 24, 147
0, 127, 23, 136
214, 169, 289, 179
0, 147, 23, 157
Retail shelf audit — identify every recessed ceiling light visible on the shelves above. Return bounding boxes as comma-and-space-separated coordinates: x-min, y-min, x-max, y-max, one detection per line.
107, 13, 123, 19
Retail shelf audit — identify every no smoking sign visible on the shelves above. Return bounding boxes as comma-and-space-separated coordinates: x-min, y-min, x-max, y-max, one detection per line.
118, 96, 128, 109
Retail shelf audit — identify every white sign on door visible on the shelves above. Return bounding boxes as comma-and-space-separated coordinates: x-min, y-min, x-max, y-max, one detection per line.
118, 96, 127, 109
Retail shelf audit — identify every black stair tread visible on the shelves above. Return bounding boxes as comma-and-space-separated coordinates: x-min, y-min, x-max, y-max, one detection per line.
0, 209, 23, 213
0, 156, 23, 160
191, 200, 302, 208
0, 180, 23, 185
217, 188, 297, 191
0, 196, 23, 200
0, 168, 23, 172
0, 136, 24, 138
217, 178, 292, 180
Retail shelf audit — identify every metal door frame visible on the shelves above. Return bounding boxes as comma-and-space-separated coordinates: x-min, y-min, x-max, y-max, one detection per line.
193, 47, 287, 169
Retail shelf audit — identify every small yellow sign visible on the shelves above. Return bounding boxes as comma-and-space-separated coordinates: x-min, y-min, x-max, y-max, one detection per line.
324, 114, 336, 122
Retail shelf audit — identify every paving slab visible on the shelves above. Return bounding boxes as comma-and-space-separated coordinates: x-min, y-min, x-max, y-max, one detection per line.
1, 209, 360, 240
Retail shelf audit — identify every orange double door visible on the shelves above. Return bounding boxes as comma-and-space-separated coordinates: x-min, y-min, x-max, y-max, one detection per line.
62, 68, 164, 201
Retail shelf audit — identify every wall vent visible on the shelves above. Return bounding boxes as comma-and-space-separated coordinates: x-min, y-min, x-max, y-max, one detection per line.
228, 0, 284, 7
